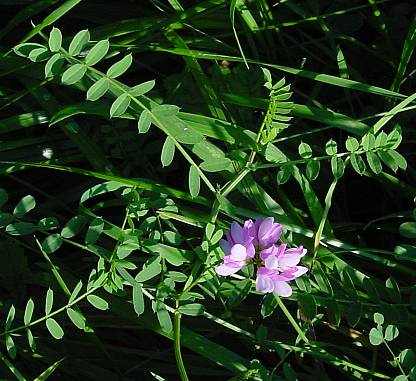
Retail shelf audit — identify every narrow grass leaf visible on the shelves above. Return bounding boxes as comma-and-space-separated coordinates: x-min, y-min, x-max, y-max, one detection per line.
33, 358, 64, 381
21, 0, 82, 42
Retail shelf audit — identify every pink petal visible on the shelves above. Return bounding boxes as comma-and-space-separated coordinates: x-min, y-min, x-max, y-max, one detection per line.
292, 266, 308, 277
260, 246, 274, 261
230, 222, 243, 243
273, 281, 292, 297
256, 274, 274, 293
278, 253, 301, 269
216, 264, 241, 276
245, 243, 256, 259
258, 217, 274, 240
230, 244, 247, 261
265, 255, 279, 270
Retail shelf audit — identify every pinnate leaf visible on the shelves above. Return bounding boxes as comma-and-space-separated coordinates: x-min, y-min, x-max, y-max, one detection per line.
48, 27, 62, 52
85, 39, 109, 66
46, 318, 64, 339
87, 77, 109, 101
107, 54, 132, 78
69, 29, 90, 56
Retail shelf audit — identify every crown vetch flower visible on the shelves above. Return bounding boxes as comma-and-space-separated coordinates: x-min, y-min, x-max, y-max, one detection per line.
216, 221, 255, 276
215, 217, 308, 297
256, 243, 308, 297
252, 217, 283, 249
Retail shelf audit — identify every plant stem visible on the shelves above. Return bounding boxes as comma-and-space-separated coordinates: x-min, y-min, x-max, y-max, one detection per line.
275, 295, 310, 344
174, 308, 189, 381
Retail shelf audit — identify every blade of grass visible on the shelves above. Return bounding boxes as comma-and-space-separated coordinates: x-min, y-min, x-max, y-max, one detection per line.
150, 47, 408, 99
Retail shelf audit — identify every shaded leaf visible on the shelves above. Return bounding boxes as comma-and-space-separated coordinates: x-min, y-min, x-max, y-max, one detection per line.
42, 234, 63, 254
13, 194, 35, 217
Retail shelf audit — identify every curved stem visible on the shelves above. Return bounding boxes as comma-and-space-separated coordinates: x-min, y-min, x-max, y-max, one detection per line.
174, 308, 189, 381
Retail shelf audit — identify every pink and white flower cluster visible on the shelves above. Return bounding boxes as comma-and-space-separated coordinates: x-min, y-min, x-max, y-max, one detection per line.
215, 218, 308, 297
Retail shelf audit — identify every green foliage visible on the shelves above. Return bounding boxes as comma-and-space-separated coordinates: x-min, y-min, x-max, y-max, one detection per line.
0, 3, 414, 381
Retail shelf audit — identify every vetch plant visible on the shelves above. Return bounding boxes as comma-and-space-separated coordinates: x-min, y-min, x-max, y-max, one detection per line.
216, 217, 308, 297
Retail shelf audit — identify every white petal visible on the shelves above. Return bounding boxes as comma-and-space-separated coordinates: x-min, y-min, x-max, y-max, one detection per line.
265, 255, 279, 270
278, 254, 301, 269
292, 266, 308, 277
256, 275, 274, 293
216, 264, 240, 276
273, 281, 292, 297
230, 244, 247, 261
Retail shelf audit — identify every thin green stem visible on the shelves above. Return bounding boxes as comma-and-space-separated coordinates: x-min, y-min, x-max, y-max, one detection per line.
383, 339, 406, 376
275, 295, 310, 344
174, 307, 189, 381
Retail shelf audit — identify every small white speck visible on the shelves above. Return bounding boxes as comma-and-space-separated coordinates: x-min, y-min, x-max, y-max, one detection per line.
42, 147, 53, 159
